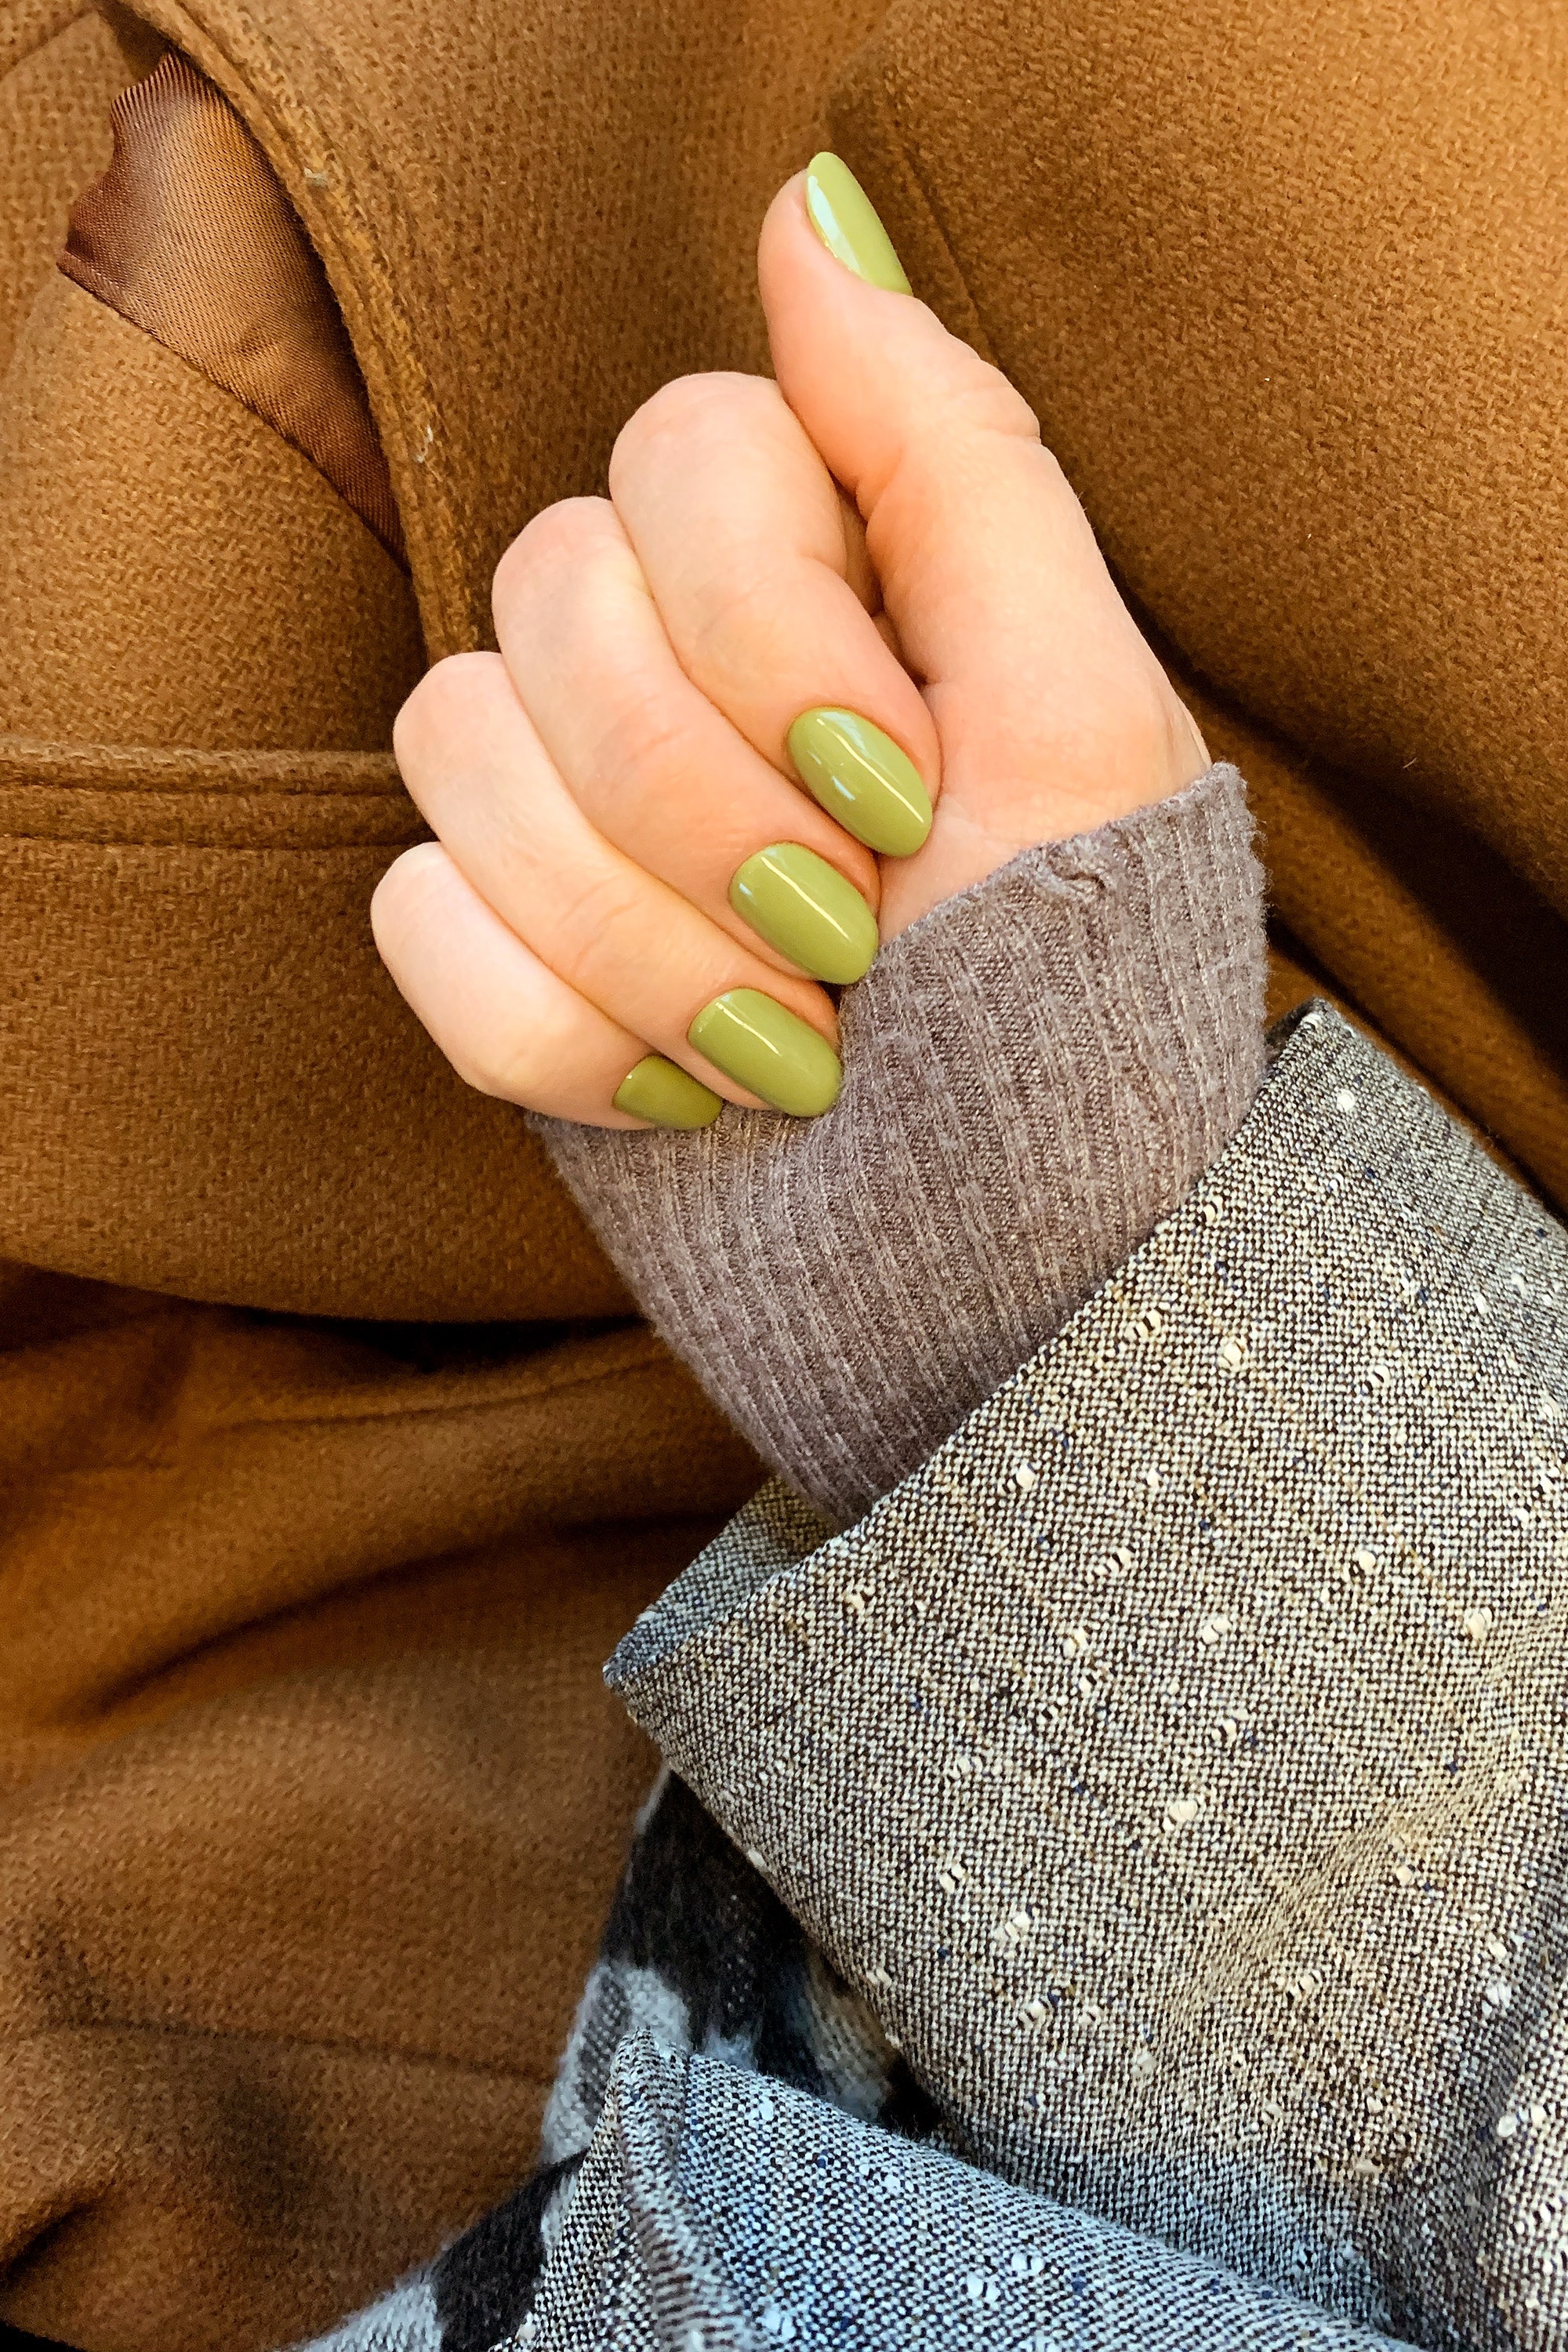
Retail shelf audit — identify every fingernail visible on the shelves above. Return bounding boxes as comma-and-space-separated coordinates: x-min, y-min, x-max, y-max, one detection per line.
804, 153, 912, 294
612, 1054, 723, 1129
729, 843, 879, 984
786, 708, 933, 857
688, 989, 842, 1117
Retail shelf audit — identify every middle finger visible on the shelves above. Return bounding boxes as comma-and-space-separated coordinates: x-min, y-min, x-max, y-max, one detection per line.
492, 493, 884, 986
394, 652, 846, 1117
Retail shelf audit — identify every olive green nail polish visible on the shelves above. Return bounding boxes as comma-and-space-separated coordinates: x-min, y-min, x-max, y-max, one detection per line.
786, 708, 933, 857
612, 1054, 723, 1130
688, 989, 842, 1118
804, 152, 912, 294
729, 843, 879, 984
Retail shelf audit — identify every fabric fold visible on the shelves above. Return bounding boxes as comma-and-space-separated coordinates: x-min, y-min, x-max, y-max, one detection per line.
60, 48, 405, 561
609, 1004, 1568, 2349
523, 2034, 1407, 2351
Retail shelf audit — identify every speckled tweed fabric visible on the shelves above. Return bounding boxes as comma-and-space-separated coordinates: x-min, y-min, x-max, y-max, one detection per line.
524, 2034, 1410, 2352
608, 1006, 1568, 2350
299, 1005, 1568, 2352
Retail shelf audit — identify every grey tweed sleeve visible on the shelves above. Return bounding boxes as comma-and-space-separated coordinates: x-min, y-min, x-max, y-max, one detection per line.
540, 761, 1267, 1526
606, 1007, 1568, 2348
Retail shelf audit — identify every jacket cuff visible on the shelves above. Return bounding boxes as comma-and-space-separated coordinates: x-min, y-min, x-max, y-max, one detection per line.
607, 1004, 1568, 2343
543, 761, 1266, 1526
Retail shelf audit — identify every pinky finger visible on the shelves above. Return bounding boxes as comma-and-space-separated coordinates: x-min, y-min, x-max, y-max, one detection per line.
371, 842, 721, 1129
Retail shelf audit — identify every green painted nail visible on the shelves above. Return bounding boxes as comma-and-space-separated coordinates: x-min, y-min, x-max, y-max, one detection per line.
786, 708, 933, 857
612, 1054, 723, 1129
804, 152, 912, 294
688, 989, 842, 1118
729, 843, 879, 984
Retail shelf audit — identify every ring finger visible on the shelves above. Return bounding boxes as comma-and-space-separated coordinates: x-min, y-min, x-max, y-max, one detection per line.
393, 652, 845, 1118
492, 494, 884, 988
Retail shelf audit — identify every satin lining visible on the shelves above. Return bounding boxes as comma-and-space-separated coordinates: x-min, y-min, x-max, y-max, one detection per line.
60, 50, 405, 566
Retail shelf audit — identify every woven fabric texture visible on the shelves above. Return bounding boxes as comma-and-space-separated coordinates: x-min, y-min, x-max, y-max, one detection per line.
524, 2034, 1410, 2352
1181, 675, 1568, 1207
613, 1007, 1568, 2349
9, 0, 1568, 2340
0, 275, 419, 751
0, 1, 125, 379
833, 0, 1568, 921
96, 0, 1568, 1203
0, 1272, 760, 2352
545, 766, 1267, 1525
60, 49, 404, 560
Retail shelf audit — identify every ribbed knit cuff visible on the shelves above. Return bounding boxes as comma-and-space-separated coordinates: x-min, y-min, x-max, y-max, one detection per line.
540, 763, 1267, 1526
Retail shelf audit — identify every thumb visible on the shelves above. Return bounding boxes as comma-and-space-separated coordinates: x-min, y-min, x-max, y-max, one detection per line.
758, 158, 1207, 905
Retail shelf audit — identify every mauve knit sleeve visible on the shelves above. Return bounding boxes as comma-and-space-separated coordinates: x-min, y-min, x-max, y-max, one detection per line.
539, 761, 1267, 1528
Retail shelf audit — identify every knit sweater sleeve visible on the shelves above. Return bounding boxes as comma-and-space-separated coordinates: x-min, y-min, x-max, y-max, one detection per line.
539, 760, 1268, 1526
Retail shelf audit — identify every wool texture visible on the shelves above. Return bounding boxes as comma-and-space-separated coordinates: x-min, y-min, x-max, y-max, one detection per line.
545, 765, 1267, 1525
60, 51, 405, 560
610, 1005, 1568, 2349
822, 0, 1568, 1205
0, 1270, 760, 2352
0, 0, 125, 378
5, 0, 1568, 2343
5, 0, 1568, 1332
305, 1004, 1568, 2352
0, 278, 419, 752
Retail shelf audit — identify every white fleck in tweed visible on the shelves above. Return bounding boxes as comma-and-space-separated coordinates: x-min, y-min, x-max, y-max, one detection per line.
611, 1007, 1568, 2350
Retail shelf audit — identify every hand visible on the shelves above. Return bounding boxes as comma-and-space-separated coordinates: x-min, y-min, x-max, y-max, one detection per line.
374, 156, 1208, 1127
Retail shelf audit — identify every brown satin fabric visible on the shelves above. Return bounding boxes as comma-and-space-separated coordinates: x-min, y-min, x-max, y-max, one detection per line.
60, 45, 404, 562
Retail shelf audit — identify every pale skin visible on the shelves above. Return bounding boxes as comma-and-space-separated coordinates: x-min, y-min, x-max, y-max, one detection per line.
374, 168, 1209, 1124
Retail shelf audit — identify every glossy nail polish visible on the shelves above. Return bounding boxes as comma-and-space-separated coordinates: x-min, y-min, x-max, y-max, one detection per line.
729, 843, 879, 984
786, 708, 933, 858
804, 153, 912, 294
688, 989, 842, 1117
612, 1054, 723, 1129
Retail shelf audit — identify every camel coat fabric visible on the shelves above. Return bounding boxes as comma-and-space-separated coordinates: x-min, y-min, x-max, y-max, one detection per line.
3, 0, 1568, 2346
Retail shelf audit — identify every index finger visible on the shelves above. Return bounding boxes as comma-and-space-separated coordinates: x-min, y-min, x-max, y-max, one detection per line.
607, 369, 940, 858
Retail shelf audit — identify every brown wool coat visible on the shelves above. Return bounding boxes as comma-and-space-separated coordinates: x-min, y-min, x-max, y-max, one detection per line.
2, 0, 1566, 2345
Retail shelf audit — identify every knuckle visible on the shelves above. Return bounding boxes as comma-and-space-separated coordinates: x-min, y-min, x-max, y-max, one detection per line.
590, 692, 695, 800
610, 370, 776, 488
680, 555, 795, 687
493, 496, 616, 615
550, 861, 652, 953
393, 652, 506, 771
451, 1033, 534, 1104
904, 368, 1041, 475
434, 973, 565, 1110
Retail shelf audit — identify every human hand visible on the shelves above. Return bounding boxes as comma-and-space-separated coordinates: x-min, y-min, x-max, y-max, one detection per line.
374, 156, 1208, 1127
